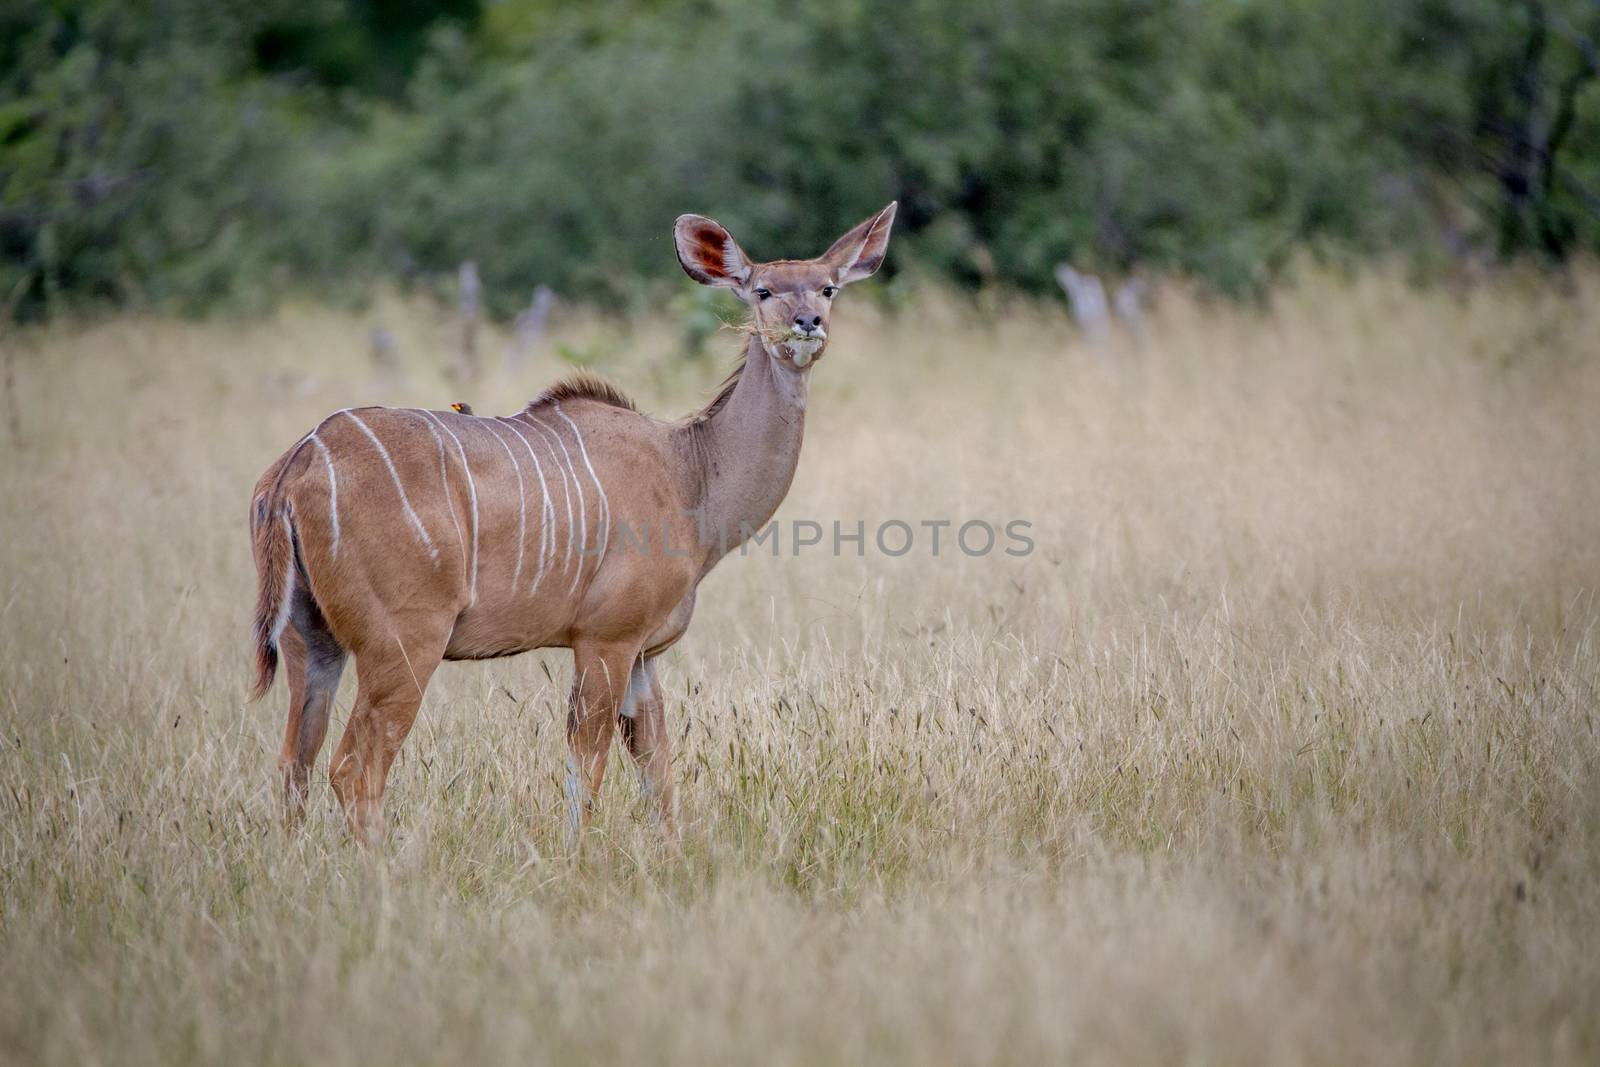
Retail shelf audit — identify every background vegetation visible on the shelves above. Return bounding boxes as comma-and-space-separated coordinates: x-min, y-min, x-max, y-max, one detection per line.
4, 0, 1600, 320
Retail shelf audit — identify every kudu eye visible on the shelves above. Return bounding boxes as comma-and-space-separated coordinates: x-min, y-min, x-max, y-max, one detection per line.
754, 287, 771, 300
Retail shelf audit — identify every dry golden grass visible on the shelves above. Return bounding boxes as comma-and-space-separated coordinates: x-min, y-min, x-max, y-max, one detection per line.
2, 269, 1599, 1064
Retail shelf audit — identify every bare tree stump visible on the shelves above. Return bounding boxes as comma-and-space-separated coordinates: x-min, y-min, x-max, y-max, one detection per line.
456, 261, 481, 382
2, 339, 20, 450
508, 285, 554, 376
2, 276, 29, 448
1113, 277, 1150, 349
369, 326, 403, 386
1055, 264, 1113, 364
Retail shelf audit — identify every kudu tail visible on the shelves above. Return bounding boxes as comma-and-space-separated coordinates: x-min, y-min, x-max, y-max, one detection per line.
248, 489, 298, 702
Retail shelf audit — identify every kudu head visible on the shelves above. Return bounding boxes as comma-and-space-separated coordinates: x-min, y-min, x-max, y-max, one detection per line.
673, 202, 897, 369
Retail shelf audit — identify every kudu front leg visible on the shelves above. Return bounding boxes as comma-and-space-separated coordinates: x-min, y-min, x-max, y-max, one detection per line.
618, 656, 678, 843
565, 641, 639, 848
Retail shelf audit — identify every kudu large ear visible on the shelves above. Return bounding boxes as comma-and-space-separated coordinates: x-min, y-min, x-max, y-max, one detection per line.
674, 214, 754, 290
820, 201, 898, 286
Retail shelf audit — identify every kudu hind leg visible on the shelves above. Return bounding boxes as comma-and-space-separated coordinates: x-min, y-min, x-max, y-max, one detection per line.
278, 591, 348, 827
617, 656, 677, 840
329, 624, 448, 846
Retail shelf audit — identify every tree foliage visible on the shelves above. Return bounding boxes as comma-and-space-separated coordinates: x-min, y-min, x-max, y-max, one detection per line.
2, 0, 1598, 320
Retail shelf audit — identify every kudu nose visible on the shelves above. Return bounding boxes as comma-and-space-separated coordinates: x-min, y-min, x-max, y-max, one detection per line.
793, 313, 823, 333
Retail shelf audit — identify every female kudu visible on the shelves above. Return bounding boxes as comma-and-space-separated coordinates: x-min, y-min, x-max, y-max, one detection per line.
248, 203, 896, 844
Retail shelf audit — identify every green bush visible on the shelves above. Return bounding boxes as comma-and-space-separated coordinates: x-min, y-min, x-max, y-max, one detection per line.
3, 0, 1597, 321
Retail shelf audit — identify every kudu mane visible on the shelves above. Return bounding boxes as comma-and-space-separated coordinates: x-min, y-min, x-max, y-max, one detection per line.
531, 371, 638, 412
532, 357, 750, 425
690, 356, 748, 423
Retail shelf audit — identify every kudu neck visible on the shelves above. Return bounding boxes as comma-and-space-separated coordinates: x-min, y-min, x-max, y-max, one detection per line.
686, 335, 811, 570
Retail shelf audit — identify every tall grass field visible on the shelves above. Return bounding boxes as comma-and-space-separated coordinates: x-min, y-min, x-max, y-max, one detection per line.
2, 271, 1599, 1064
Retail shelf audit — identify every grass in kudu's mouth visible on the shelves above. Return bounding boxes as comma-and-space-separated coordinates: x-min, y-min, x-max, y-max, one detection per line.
1, 268, 1599, 1064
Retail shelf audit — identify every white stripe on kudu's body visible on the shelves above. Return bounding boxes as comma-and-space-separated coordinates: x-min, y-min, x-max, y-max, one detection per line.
497, 419, 557, 594
517, 412, 584, 586
480, 420, 530, 590
511, 413, 575, 577
340, 410, 437, 561
524, 411, 588, 591
306, 432, 340, 559
411, 411, 468, 571
555, 403, 611, 561
248, 202, 897, 850
419, 409, 480, 605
